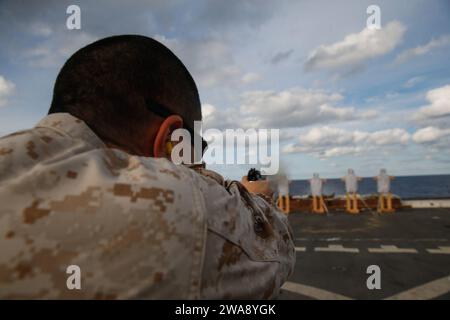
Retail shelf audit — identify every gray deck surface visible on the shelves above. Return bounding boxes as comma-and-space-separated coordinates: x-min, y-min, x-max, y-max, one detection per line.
279, 208, 450, 300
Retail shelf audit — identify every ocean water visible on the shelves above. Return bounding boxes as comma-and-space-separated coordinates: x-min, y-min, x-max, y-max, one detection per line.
287, 174, 450, 200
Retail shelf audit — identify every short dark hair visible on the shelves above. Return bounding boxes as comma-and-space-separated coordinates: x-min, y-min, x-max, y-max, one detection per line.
49, 35, 202, 155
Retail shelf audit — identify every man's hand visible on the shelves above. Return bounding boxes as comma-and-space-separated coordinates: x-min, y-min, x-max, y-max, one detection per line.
241, 176, 273, 197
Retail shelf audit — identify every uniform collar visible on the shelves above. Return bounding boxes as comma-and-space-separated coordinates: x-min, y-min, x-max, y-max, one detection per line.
35, 113, 106, 149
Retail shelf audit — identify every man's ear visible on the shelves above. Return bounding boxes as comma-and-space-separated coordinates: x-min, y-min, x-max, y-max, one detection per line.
153, 115, 183, 158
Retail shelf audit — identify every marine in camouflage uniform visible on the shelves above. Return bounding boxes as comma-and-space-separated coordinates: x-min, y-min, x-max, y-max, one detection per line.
0, 113, 295, 299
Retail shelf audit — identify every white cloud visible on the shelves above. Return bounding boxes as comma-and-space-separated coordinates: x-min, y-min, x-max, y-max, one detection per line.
305, 21, 405, 73
155, 35, 241, 88
202, 87, 378, 129
202, 103, 237, 129
30, 22, 53, 37
396, 34, 450, 64
202, 103, 216, 119
241, 72, 262, 84
322, 146, 363, 157
412, 126, 450, 144
22, 32, 97, 68
414, 84, 450, 121
298, 127, 365, 146
403, 76, 423, 88
283, 142, 367, 157
238, 87, 369, 128
0, 75, 15, 107
283, 126, 410, 157
360, 109, 379, 119
369, 128, 410, 145
299, 126, 409, 147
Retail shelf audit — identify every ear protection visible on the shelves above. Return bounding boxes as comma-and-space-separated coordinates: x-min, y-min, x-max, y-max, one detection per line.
166, 141, 174, 157
153, 115, 183, 158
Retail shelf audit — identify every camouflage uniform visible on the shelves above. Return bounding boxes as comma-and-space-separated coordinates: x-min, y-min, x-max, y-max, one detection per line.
0, 113, 295, 299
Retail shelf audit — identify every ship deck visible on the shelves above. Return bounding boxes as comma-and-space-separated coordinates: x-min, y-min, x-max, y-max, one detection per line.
280, 208, 450, 300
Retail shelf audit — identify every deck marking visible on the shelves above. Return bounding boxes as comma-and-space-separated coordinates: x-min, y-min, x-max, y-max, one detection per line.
294, 244, 450, 254
282, 281, 353, 300
426, 246, 450, 254
385, 275, 450, 300
315, 244, 359, 253
368, 245, 418, 253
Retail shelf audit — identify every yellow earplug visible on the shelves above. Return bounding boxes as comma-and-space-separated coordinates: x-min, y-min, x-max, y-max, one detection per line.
166, 141, 174, 156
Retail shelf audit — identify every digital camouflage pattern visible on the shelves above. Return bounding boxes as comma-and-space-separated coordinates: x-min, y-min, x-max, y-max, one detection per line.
0, 113, 295, 299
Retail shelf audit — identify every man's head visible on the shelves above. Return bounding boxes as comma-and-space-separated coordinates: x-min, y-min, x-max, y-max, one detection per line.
49, 35, 202, 157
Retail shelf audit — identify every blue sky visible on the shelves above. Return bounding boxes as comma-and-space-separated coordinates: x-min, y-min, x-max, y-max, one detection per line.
1, 0, 450, 179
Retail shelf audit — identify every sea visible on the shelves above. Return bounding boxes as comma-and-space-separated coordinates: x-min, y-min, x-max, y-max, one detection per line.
287, 174, 450, 200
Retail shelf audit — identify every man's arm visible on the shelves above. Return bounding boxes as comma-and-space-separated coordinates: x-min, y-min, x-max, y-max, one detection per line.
188, 167, 296, 299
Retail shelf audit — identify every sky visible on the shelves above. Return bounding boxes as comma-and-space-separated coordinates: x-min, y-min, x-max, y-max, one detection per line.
1, 0, 450, 179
